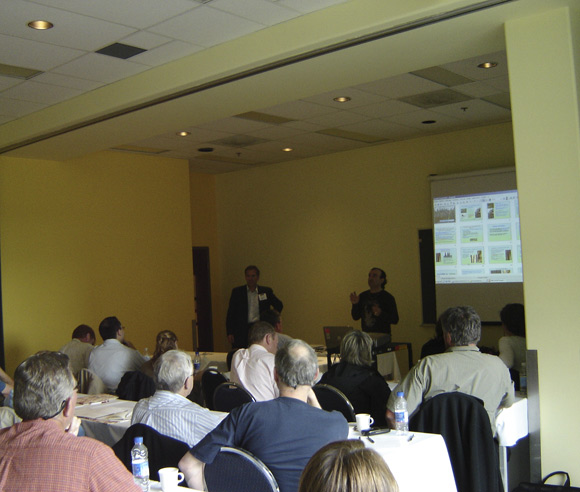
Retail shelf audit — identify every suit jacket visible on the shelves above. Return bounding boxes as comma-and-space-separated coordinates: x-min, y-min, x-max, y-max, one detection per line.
226, 285, 283, 348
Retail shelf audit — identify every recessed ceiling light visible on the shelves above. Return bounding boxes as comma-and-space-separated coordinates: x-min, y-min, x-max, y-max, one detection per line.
282, 147, 293, 152
422, 120, 437, 124
28, 20, 54, 30
177, 131, 190, 137
478, 61, 498, 69
333, 96, 351, 103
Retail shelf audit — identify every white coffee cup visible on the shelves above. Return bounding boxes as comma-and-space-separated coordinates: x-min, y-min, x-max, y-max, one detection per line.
158, 467, 185, 492
355, 413, 374, 431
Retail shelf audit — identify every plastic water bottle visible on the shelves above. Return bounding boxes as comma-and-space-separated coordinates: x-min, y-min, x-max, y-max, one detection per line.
394, 391, 409, 434
193, 350, 201, 374
131, 437, 149, 491
143, 347, 150, 361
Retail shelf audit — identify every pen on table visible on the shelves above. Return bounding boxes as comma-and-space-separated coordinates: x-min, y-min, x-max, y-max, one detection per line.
407, 433, 415, 442
367, 436, 374, 443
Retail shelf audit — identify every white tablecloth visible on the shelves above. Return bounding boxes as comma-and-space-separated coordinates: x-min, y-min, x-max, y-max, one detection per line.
75, 396, 135, 446
495, 395, 529, 491
349, 425, 457, 492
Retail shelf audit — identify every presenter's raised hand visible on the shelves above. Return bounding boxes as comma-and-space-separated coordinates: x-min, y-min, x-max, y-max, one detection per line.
349, 292, 359, 304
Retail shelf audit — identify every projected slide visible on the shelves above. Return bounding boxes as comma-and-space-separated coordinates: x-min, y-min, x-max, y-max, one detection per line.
434, 190, 522, 284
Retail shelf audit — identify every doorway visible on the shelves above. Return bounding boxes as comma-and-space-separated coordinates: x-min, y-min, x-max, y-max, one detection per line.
192, 247, 213, 351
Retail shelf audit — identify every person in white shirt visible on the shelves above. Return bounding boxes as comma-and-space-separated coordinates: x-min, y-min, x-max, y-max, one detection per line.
498, 303, 526, 370
230, 321, 279, 401
132, 350, 224, 446
59, 324, 96, 377
88, 316, 145, 393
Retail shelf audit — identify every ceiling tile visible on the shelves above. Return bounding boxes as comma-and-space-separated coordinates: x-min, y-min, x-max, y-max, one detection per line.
0, 0, 136, 52
351, 99, 420, 118
30, 0, 200, 30
441, 51, 508, 81
274, 0, 348, 14
0, 34, 84, 71
148, 6, 264, 47
210, 0, 300, 25
305, 110, 369, 127
262, 100, 336, 120
130, 41, 203, 67
0, 97, 47, 117
356, 73, 446, 99
0, 79, 84, 104
302, 87, 387, 109
33, 72, 104, 91
429, 98, 511, 123
53, 53, 149, 83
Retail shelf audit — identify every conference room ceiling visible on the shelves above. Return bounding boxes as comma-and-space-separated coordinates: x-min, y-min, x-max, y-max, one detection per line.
1, 0, 573, 173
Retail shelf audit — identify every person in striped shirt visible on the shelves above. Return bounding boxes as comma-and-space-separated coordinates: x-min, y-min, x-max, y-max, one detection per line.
131, 350, 225, 447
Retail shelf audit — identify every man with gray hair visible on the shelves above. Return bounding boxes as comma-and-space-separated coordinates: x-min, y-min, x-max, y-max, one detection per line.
0, 351, 139, 492
179, 339, 348, 492
131, 350, 224, 447
386, 306, 514, 430
230, 320, 279, 401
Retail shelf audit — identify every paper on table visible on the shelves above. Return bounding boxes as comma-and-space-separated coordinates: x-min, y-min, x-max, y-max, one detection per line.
81, 410, 132, 423
76, 394, 118, 406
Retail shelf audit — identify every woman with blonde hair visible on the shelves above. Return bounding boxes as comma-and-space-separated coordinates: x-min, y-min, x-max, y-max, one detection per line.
140, 330, 178, 378
298, 440, 399, 492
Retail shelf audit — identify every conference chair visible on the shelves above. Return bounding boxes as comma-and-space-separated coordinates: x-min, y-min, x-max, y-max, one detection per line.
116, 371, 156, 401
204, 446, 279, 492
112, 423, 189, 481
312, 384, 356, 422
201, 368, 228, 410
213, 382, 255, 413
409, 392, 503, 492
77, 368, 107, 395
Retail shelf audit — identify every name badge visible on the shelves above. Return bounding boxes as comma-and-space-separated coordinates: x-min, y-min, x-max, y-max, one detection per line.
258, 293, 267, 301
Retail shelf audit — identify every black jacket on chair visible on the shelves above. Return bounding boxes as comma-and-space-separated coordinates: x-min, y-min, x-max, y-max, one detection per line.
410, 392, 503, 492
112, 423, 190, 481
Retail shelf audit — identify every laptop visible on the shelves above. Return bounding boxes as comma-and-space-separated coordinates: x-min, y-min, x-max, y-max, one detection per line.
323, 326, 354, 352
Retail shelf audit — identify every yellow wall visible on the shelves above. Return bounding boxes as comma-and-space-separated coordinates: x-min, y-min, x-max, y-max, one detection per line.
0, 151, 195, 373
212, 122, 514, 358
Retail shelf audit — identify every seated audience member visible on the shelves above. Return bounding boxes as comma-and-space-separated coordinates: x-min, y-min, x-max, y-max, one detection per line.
298, 440, 399, 492
320, 330, 390, 426
420, 315, 446, 359
132, 350, 224, 447
498, 303, 526, 370
0, 351, 139, 491
141, 330, 179, 379
59, 324, 96, 377
230, 320, 279, 401
260, 308, 292, 350
0, 367, 14, 406
89, 316, 145, 393
386, 306, 514, 431
179, 339, 349, 492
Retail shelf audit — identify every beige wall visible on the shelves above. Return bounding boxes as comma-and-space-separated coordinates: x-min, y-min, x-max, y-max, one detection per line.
212, 122, 514, 357
0, 151, 195, 373
506, 6, 580, 480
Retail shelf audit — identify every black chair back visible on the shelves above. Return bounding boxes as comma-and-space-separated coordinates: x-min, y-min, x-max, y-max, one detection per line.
312, 383, 356, 422
409, 392, 503, 492
201, 368, 228, 410
116, 371, 156, 402
213, 382, 255, 412
204, 446, 279, 492
112, 423, 190, 481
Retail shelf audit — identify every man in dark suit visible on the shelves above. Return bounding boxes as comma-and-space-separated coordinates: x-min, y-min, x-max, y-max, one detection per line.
226, 265, 283, 348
